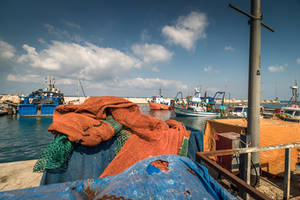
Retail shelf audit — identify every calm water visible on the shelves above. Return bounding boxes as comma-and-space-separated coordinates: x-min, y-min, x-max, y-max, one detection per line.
0, 104, 215, 163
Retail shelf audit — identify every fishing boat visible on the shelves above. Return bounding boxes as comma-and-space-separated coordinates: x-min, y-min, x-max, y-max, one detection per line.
277, 81, 300, 122
230, 105, 248, 118
173, 89, 225, 117
148, 89, 171, 110
278, 106, 300, 122
18, 76, 64, 117
0, 105, 8, 116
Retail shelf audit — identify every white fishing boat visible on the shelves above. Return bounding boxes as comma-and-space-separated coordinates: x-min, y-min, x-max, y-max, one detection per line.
277, 81, 300, 122
173, 88, 225, 117
173, 105, 221, 117
230, 105, 248, 118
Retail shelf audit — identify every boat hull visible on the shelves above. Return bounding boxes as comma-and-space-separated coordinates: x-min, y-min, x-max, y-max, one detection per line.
148, 102, 170, 110
174, 107, 220, 117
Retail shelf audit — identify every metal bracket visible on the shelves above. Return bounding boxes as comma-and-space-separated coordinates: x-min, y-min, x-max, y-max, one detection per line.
229, 4, 275, 32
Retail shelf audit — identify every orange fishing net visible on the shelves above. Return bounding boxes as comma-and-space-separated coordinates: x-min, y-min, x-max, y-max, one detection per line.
48, 96, 190, 177
204, 118, 300, 175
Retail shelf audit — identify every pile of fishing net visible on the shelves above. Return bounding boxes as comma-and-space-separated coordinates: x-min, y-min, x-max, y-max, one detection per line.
34, 96, 190, 178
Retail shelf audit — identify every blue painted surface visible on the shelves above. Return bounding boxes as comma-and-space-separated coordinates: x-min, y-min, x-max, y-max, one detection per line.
18, 83, 64, 116
0, 155, 237, 200
41, 104, 56, 115
18, 104, 37, 116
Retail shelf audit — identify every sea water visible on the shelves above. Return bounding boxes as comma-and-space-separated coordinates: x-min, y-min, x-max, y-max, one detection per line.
0, 104, 214, 163
0, 102, 286, 163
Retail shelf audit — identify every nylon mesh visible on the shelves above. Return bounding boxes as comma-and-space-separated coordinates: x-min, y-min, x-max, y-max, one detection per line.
114, 128, 131, 154
33, 134, 73, 172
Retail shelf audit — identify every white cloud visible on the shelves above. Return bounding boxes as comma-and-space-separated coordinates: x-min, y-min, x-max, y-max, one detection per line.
162, 11, 208, 50
44, 24, 83, 42
268, 65, 284, 72
224, 45, 234, 51
38, 38, 46, 44
140, 29, 151, 42
18, 41, 141, 81
132, 43, 173, 63
297, 58, 300, 64
203, 66, 221, 73
152, 66, 160, 72
0, 40, 16, 59
204, 66, 213, 72
62, 20, 81, 29
7, 74, 42, 83
120, 77, 188, 90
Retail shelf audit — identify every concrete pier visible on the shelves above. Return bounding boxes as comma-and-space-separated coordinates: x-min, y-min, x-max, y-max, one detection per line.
0, 160, 42, 192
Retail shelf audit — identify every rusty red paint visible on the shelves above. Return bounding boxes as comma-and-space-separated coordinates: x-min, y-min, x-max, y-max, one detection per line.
151, 160, 169, 172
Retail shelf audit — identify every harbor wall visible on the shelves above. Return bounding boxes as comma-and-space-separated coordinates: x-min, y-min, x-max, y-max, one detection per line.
0, 94, 280, 105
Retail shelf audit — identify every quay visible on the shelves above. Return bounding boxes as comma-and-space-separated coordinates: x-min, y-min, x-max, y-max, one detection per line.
0, 94, 281, 105
0, 160, 42, 192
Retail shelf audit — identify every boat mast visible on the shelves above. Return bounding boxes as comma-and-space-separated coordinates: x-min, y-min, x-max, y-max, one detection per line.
159, 88, 162, 96
288, 80, 298, 105
230, 0, 274, 186
275, 80, 278, 101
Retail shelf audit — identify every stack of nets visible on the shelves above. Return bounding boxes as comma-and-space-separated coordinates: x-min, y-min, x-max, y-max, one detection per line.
33, 115, 131, 172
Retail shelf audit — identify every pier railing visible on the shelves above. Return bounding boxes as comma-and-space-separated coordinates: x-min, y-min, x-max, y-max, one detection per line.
196, 142, 300, 200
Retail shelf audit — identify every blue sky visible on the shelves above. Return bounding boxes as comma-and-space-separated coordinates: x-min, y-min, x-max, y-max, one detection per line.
0, 0, 299, 100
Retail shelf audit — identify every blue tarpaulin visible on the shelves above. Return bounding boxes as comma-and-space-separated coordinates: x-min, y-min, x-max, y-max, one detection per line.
40, 125, 203, 185
0, 155, 237, 200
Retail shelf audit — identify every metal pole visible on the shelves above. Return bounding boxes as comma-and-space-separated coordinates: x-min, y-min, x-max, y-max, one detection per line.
283, 148, 291, 200
247, 0, 261, 185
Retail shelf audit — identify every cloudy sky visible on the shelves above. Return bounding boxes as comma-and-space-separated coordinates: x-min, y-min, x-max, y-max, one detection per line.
0, 0, 300, 99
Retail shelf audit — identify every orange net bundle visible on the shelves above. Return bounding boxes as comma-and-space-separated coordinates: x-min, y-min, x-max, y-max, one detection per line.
204, 118, 300, 175
48, 96, 190, 177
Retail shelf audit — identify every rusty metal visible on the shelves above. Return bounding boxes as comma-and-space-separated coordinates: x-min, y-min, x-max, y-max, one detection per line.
196, 152, 271, 200
283, 148, 291, 200
97, 194, 133, 200
197, 142, 300, 199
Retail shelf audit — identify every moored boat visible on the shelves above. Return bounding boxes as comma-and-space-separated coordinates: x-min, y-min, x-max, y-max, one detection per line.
276, 81, 300, 122
173, 105, 221, 117
230, 105, 248, 118
18, 76, 64, 117
173, 88, 225, 117
277, 106, 300, 122
148, 89, 171, 110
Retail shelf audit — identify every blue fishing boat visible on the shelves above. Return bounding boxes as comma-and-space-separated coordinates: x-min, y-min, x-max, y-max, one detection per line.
18, 77, 64, 117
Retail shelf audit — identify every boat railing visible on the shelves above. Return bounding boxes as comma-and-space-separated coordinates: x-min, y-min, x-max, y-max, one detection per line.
196, 142, 300, 200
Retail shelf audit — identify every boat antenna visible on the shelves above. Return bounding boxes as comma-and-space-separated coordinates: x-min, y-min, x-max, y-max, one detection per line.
229, 0, 274, 187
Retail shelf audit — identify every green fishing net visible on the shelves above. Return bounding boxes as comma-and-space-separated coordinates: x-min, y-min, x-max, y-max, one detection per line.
104, 115, 123, 133
104, 115, 131, 154
33, 115, 128, 172
114, 128, 131, 154
178, 137, 189, 157
33, 134, 73, 172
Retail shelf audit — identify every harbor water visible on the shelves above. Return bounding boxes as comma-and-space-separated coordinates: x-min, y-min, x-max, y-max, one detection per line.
0, 102, 286, 163
0, 104, 216, 164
